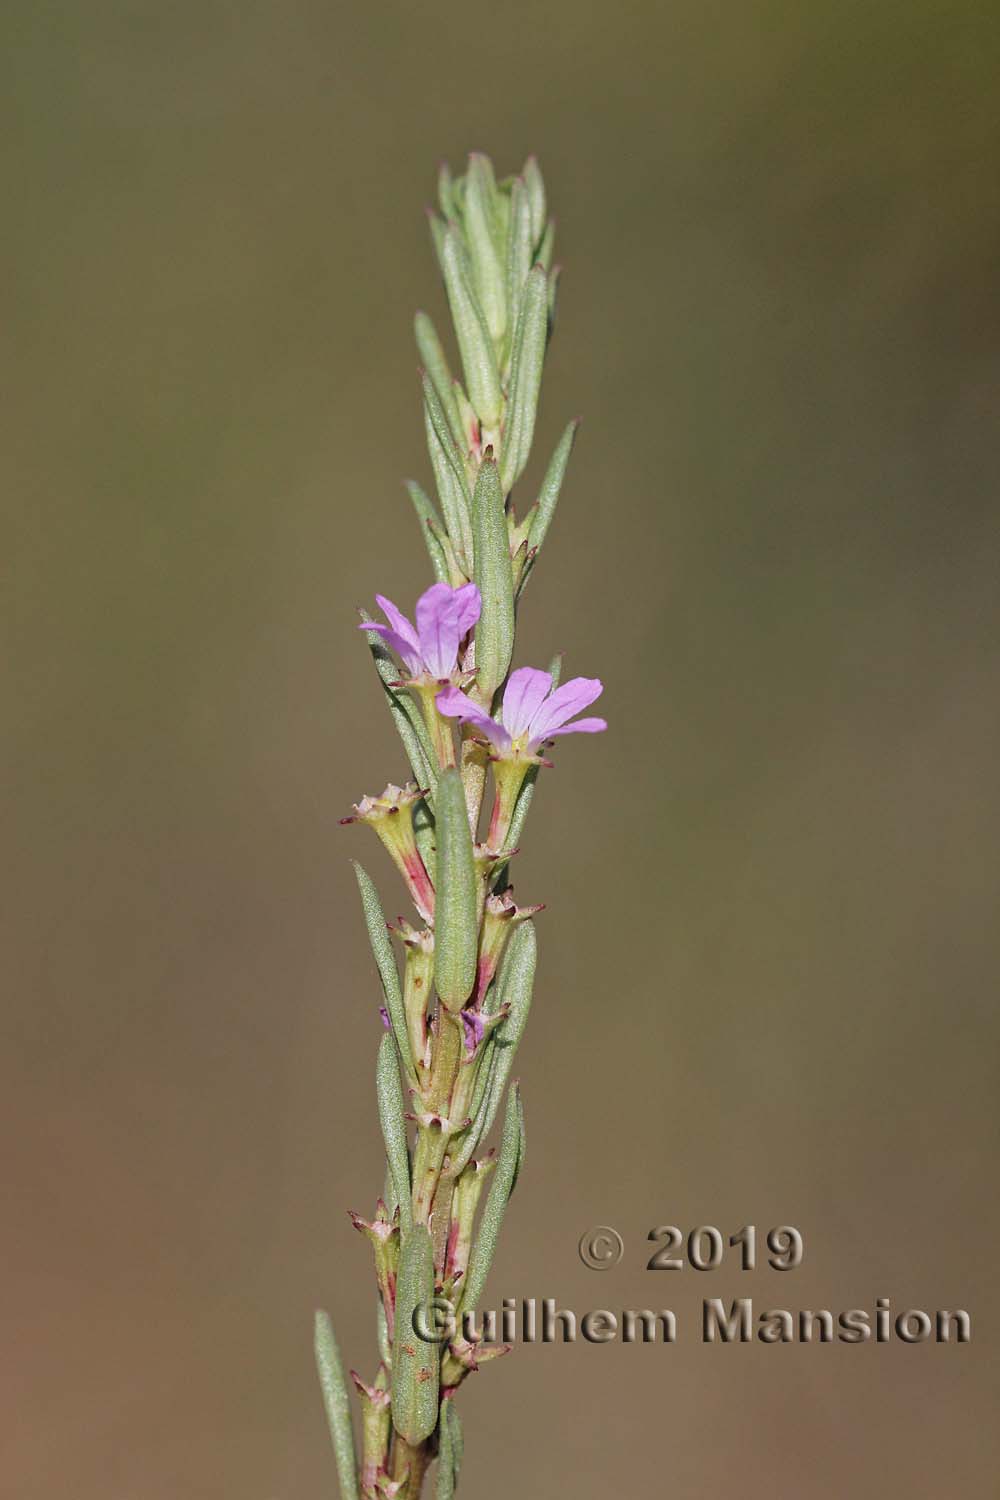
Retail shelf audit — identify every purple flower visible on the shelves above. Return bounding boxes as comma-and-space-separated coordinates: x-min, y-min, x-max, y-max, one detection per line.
436, 665, 606, 756
360, 582, 481, 681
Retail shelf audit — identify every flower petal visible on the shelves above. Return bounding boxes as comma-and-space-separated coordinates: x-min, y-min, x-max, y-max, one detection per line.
537, 715, 607, 741
416, 583, 464, 678
359, 621, 423, 677
435, 685, 510, 749
453, 582, 482, 638
501, 667, 553, 738
527, 676, 604, 740
374, 594, 420, 655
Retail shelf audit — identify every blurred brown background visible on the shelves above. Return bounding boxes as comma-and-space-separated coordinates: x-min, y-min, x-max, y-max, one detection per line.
4, 1, 999, 1495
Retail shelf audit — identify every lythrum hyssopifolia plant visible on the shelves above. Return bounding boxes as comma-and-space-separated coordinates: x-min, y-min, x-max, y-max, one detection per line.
315, 154, 605, 1499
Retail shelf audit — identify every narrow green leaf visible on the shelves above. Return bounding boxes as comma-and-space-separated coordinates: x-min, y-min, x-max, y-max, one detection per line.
376, 1032, 413, 1234
500, 267, 548, 492
476, 920, 536, 1145
505, 177, 533, 363
428, 209, 448, 277
415, 312, 465, 451
537, 217, 556, 271
437, 161, 457, 221
435, 1396, 462, 1499
547, 264, 561, 332
422, 372, 470, 494
523, 156, 546, 246
527, 418, 578, 557
447, 1398, 463, 1479
441, 227, 503, 427
464, 153, 507, 343
383, 1163, 399, 1219
405, 479, 450, 586
433, 769, 478, 1011
353, 862, 414, 1080
314, 1310, 360, 1500
460, 1083, 523, 1314
423, 385, 473, 569
471, 456, 515, 700
510, 1085, 527, 1196
391, 1224, 440, 1444
446, 1042, 495, 1181
360, 611, 438, 796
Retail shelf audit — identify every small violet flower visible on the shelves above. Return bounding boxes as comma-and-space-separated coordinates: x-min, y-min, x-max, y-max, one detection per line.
436, 666, 606, 759
360, 582, 482, 771
437, 666, 606, 850
360, 582, 481, 683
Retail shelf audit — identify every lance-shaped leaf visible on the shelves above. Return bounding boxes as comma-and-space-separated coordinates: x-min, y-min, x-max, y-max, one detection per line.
547, 264, 561, 333
382, 1163, 399, 1222
536, 217, 556, 272
437, 161, 457, 221
353, 862, 415, 1081
314, 1310, 360, 1500
523, 156, 546, 246
528, 418, 578, 559
459, 1082, 523, 1314
361, 611, 438, 796
446, 1053, 493, 1183
471, 455, 514, 701
500, 266, 548, 493
427, 209, 448, 278
441, 227, 503, 427
464, 153, 506, 344
446, 1398, 463, 1480
476, 920, 536, 1145
422, 371, 469, 491
510, 1085, 527, 1196
404, 479, 450, 587
505, 177, 533, 362
415, 312, 464, 451
376, 1032, 413, 1234
435, 1396, 463, 1499
433, 769, 478, 1011
423, 380, 473, 569
390, 1225, 439, 1444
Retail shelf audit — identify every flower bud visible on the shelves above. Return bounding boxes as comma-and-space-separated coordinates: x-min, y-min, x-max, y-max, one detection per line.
475, 891, 543, 1006
343, 784, 435, 924
393, 921, 435, 1085
350, 1364, 391, 1497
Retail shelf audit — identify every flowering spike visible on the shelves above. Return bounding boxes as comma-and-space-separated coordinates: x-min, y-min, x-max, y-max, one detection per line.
319, 156, 607, 1497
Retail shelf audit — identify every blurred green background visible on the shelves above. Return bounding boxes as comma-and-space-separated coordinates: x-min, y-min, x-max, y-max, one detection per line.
4, 1, 999, 1495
